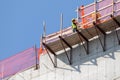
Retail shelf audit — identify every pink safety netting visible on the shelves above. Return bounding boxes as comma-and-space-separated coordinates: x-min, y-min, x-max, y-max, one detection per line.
0, 47, 38, 80
79, 0, 120, 27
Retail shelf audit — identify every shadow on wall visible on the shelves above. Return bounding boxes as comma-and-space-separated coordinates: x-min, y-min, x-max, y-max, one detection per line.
56, 30, 120, 72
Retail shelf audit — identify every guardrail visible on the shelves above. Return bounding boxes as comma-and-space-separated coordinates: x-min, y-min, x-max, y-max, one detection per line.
43, 0, 120, 44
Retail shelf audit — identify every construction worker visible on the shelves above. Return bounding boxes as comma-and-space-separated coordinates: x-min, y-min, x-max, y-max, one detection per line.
72, 18, 77, 32
90, 12, 101, 24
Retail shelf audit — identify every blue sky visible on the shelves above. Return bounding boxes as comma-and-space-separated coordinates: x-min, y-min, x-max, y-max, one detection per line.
0, 0, 94, 60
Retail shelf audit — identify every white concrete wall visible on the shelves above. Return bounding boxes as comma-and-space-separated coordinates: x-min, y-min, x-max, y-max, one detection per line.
8, 30, 120, 80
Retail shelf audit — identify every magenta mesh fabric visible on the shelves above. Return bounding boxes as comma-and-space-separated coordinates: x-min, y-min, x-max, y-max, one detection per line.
79, 0, 120, 25
115, 1, 120, 16
0, 47, 37, 80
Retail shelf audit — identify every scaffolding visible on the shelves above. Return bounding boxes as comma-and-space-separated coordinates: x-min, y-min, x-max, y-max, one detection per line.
1, 0, 120, 79
42, 0, 120, 67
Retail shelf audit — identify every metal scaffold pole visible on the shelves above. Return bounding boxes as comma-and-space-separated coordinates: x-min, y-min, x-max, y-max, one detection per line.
60, 13, 63, 36
43, 21, 46, 38
76, 6, 79, 21
34, 44, 39, 70
94, 0, 97, 22
112, 0, 115, 16
43, 21, 46, 43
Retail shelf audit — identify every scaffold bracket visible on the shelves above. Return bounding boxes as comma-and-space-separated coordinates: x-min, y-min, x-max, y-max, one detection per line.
42, 42, 57, 67
59, 36, 72, 65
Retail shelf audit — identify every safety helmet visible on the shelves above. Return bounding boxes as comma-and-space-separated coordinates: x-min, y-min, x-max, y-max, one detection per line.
72, 18, 75, 22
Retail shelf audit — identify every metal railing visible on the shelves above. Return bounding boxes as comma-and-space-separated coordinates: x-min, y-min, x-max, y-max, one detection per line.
44, 0, 120, 44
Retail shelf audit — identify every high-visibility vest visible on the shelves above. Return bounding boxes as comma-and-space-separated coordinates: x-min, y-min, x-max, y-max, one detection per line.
72, 22, 77, 29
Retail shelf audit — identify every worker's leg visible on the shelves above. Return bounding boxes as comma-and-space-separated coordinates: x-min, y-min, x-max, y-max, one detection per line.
73, 28, 76, 32
73, 28, 77, 32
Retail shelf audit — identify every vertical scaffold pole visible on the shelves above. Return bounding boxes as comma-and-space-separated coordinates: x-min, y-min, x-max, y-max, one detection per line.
94, 0, 106, 51
43, 21, 46, 42
112, 0, 115, 16
34, 44, 39, 70
60, 13, 63, 36
76, 6, 79, 22
94, 0, 97, 22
